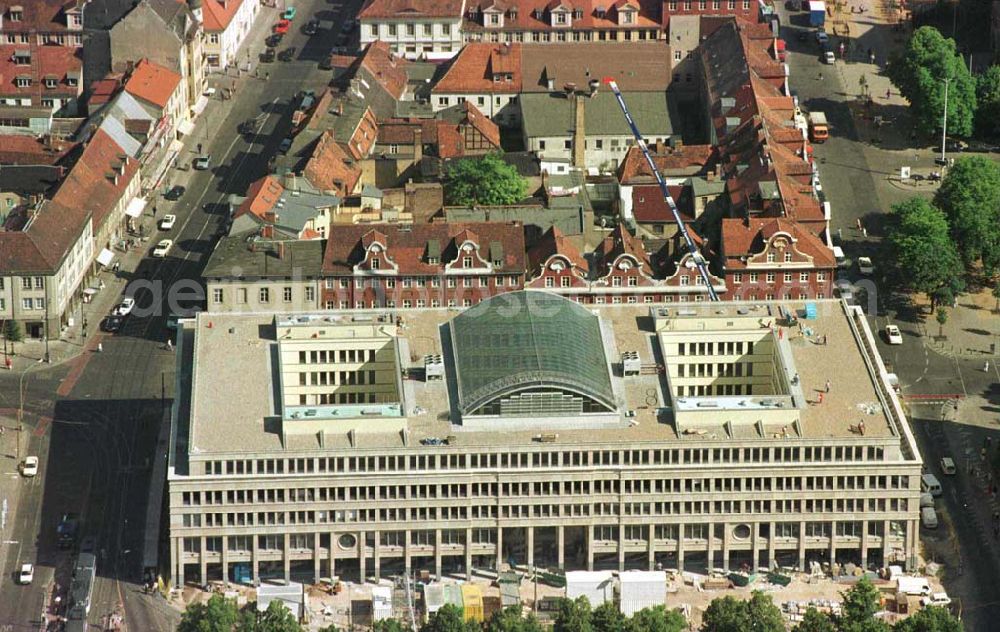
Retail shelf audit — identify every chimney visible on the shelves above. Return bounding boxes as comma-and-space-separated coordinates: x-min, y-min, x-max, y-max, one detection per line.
572, 94, 585, 168
413, 126, 423, 165
547, 78, 555, 91
284, 172, 298, 191
262, 225, 274, 238
564, 82, 576, 97
276, 241, 286, 260
588, 79, 599, 97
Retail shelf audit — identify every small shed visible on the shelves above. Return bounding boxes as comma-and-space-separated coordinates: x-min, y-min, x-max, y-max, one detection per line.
461, 584, 485, 622
619, 571, 666, 616
372, 585, 393, 622
444, 583, 465, 612
423, 583, 446, 622
500, 580, 520, 607
257, 582, 304, 619
566, 571, 615, 606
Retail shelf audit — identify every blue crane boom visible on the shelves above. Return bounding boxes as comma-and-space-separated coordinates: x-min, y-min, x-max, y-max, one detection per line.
602, 77, 720, 301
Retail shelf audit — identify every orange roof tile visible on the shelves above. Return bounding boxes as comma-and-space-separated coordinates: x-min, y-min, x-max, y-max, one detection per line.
124, 59, 182, 109
201, 0, 244, 31
303, 130, 362, 197
433, 43, 523, 94
236, 175, 284, 220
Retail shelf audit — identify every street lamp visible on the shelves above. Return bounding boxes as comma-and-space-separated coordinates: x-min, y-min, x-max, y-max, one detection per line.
940, 75, 951, 165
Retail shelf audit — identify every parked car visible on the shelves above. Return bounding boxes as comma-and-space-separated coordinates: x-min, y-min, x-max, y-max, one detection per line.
18, 563, 33, 585
857, 256, 874, 274
834, 279, 854, 303
283, 6, 297, 19
885, 324, 903, 345
152, 239, 174, 258
193, 155, 211, 170
945, 139, 967, 152
260, 47, 276, 63
20, 456, 38, 477
341, 19, 355, 33
963, 140, 1000, 153
113, 297, 135, 316
921, 506, 939, 529
823, 50, 835, 64
159, 214, 177, 230
101, 315, 124, 333
278, 137, 293, 154
920, 593, 952, 607
266, 33, 283, 47
164, 185, 185, 200
279, 47, 297, 62
940, 457, 956, 475
273, 19, 290, 34
815, 31, 828, 44
303, 19, 319, 35
319, 54, 334, 70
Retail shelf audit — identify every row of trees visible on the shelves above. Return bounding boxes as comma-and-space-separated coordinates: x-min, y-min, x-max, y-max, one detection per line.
885, 155, 1000, 306
178, 579, 961, 632
888, 26, 1000, 140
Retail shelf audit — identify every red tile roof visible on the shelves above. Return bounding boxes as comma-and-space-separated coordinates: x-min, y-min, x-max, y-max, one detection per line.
0, 0, 83, 34
616, 143, 717, 183
465, 0, 661, 31
87, 75, 124, 108
526, 226, 587, 277
323, 221, 526, 275
631, 183, 693, 223
201, 0, 244, 31
0, 134, 75, 165
377, 102, 500, 159
0, 44, 82, 100
356, 41, 409, 101
433, 43, 523, 94
593, 223, 652, 276
519, 42, 671, 92
235, 175, 284, 220
0, 199, 90, 273
303, 130, 362, 197
359, 0, 465, 19
124, 59, 182, 109
51, 127, 139, 232
720, 217, 834, 268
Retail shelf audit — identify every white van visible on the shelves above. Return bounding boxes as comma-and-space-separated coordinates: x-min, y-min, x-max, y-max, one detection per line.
832, 246, 849, 268
921, 507, 939, 529
921, 473, 942, 497
919, 493, 934, 508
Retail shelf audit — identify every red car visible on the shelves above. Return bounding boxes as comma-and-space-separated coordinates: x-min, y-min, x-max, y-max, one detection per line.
273, 19, 290, 34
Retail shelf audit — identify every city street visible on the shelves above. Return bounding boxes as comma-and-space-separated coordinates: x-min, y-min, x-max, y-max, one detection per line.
0, 0, 348, 628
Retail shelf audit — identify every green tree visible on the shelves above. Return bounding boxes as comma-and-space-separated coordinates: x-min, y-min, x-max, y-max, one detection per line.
701, 595, 749, 632
317, 626, 341, 632
423, 604, 478, 632
885, 198, 963, 302
485, 606, 544, 632
892, 606, 963, 632
375, 621, 410, 632
554, 597, 594, 632
934, 155, 1000, 271
936, 308, 949, 338
794, 608, 836, 632
887, 26, 976, 137
591, 602, 627, 632
178, 594, 240, 632
745, 592, 785, 632
443, 153, 528, 206
247, 600, 301, 632
837, 577, 892, 632
992, 284, 1000, 312
627, 606, 686, 632
975, 65, 1000, 137
932, 286, 954, 313
3, 319, 23, 354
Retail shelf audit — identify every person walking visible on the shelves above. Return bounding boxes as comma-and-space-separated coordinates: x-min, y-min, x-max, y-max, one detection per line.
825, 379, 831, 393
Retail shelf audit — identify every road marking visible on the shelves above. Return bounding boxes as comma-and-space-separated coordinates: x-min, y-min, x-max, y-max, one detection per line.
953, 355, 968, 397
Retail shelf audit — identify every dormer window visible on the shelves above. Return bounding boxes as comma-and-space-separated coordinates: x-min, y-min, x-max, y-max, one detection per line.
9, 6, 23, 21
13, 51, 30, 65
619, 8, 636, 23
508, 7, 518, 18
533, 8, 543, 18
572, 8, 583, 18
15, 76, 30, 88
463, 256, 473, 268
493, 258, 502, 267
488, 12, 500, 24
44, 77, 58, 89
596, 6, 606, 17
553, 11, 568, 24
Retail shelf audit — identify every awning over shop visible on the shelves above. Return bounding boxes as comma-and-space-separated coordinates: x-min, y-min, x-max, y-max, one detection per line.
177, 119, 196, 136
125, 197, 147, 218
192, 96, 209, 116
96, 248, 115, 267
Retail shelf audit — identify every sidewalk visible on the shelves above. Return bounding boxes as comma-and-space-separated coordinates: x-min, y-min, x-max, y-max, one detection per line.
915, 289, 1000, 360
2, 3, 281, 375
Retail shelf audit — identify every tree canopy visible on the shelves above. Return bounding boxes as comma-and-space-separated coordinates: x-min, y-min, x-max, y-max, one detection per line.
888, 26, 976, 137
626, 606, 686, 632
701, 592, 784, 632
893, 607, 963, 632
3, 319, 23, 344
933, 155, 1000, 272
178, 595, 241, 632
484, 606, 544, 632
885, 197, 964, 299
975, 65, 1000, 137
424, 604, 480, 632
793, 608, 836, 632
443, 154, 528, 206
554, 597, 594, 632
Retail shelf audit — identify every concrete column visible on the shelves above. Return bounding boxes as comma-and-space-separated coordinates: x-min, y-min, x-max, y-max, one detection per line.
906, 520, 917, 570
374, 531, 381, 581
465, 529, 473, 579
882, 520, 891, 566
404, 529, 412, 575
252, 535, 260, 584
706, 522, 714, 570
314, 533, 322, 584
860, 520, 869, 568
586, 525, 594, 572
647, 524, 655, 571
527, 527, 535, 569
677, 526, 685, 572
434, 529, 443, 579
172, 538, 184, 588
829, 520, 837, 566
221, 536, 229, 585
359, 531, 366, 583
798, 520, 807, 572
496, 526, 503, 570
199, 536, 208, 585
751, 522, 760, 570
722, 524, 731, 572
617, 525, 626, 572
767, 521, 776, 569
283, 533, 291, 583
557, 525, 565, 570
329, 532, 336, 581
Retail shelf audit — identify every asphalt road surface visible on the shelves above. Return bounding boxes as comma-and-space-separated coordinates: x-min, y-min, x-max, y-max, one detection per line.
0, 0, 350, 628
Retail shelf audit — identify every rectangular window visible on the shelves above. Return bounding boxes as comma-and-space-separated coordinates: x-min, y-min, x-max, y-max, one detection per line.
22, 298, 32, 310
766, 272, 775, 283
283, 286, 293, 302
259, 288, 270, 303
817, 272, 827, 282
783, 272, 792, 282
733, 273, 743, 284
305, 286, 315, 302
213, 288, 224, 303
21, 277, 31, 289
799, 272, 809, 282
749, 273, 758, 283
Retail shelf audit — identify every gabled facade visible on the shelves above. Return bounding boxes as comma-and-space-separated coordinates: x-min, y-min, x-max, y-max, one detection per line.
123, 59, 186, 141
462, 0, 662, 43
0, 0, 86, 48
0, 43, 82, 116
359, 0, 466, 59
201, 0, 259, 70
430, 42, 522, 123
321, 222, 526, 309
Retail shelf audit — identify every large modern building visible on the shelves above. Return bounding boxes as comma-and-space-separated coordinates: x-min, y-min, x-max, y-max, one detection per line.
168, 293, 921, 586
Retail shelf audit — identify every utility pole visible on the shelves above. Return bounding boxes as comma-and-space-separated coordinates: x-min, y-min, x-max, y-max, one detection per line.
940, 76, 951, 165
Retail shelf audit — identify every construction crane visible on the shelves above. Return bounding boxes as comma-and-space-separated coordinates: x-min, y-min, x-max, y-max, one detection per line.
602, 77, 721, 301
